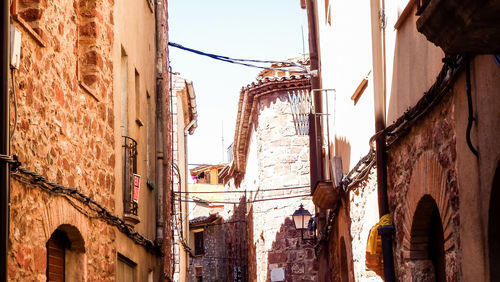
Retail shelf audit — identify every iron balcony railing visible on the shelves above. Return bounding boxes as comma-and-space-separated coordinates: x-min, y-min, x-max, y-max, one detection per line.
123, 136, 138, 215
289, 89, 335, 195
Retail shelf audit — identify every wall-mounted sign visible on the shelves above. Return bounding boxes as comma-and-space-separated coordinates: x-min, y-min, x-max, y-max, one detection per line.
270, 267, 285, 281
133, 174, 141, 203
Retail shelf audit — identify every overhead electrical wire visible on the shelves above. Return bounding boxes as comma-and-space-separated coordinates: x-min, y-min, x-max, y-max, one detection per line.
175, 193, 311, 205
168, 42, 310, 74
174, 184, 309, 194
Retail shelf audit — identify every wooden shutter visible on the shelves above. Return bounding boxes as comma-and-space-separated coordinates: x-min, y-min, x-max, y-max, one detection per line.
194, 231, 204, 255
47, 230, 67, 282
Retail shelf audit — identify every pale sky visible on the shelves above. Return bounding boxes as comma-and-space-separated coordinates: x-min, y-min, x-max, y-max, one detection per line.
168, 0, 309, 166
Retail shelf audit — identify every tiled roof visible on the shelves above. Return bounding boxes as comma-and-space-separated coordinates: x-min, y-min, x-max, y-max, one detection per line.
189, 214, 221, 228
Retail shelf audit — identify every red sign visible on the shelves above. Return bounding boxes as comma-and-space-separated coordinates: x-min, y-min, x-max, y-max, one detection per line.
133, 174, 141, 203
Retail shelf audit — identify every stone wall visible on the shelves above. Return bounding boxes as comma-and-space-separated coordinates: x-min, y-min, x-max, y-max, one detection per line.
349, 173, 383, 282
267, 217, 318, 282
387, 94, 460, 281
9, 0, 116, 280
251, 90, 315, 281
7, 0, 166, 280
189, 222, 226, 282
188, 201, 248, 282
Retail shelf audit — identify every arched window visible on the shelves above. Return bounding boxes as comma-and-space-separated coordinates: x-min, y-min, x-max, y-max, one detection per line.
489, 162, 500, 281
410, 195, 446, 282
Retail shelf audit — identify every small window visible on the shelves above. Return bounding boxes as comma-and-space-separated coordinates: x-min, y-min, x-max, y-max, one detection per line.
325, 0, 332, 25
195, 266, 203, 282
351, 71, 371, 105
194, 231, 204, 255
11, 0, 47, 45
117, 254, 136, 282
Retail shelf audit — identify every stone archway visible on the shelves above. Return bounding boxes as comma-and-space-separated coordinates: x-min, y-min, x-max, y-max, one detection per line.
408, 195, 446, 282
400, 151, 456, 281
489, 161, 500, 281
47, 224, 87, 281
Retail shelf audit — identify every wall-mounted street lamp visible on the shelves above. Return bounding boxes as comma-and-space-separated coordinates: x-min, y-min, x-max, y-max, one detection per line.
292, 204, 316, 243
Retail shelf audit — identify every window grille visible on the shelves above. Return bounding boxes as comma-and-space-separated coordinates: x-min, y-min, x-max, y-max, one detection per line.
123, 136, 138, 215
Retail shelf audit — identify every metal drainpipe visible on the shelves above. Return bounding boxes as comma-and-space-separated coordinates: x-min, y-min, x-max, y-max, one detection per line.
306, 0, 322, 191
306, 1, 332, 281
369, 0, 396, 280
168, 66, 176, 279
154, 0, 164, 246
1, 0, 10, 280
182, 119, 195, 276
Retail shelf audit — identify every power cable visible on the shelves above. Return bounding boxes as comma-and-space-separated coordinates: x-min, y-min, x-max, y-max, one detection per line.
8, 162, 158, 252
174, 184, 309, 194
169, 42, 309, 74
175, 193, 311, 205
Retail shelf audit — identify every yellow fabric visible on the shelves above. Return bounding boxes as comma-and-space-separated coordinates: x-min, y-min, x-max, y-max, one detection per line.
366, 214, 392, 255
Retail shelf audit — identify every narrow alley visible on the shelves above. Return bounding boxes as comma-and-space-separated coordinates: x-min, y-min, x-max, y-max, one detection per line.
1, 0, 499, 282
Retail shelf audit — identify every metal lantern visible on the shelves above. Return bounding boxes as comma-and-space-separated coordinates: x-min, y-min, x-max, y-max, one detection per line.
292, 204, 312, 230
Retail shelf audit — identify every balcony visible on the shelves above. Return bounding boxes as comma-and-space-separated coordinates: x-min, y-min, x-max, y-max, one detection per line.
416, 0, 500, 53
123, 136, 139, 225
298, 89, 340, 210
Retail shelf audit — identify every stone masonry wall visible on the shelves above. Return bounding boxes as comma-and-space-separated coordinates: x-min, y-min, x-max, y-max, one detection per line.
189, 223, 226, 282
387, 94, 461, 281
349, 173, 384, 282
251, 90, 315, 282
8, 0, 117, 280
267, 217, 318, 282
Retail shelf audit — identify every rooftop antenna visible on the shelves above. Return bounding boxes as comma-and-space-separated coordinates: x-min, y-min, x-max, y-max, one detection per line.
301, 25, 306, 62
221, 120, 224, 163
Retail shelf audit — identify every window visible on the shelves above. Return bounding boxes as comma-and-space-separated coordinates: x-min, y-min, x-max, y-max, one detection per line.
120, 47, 129, 136
117, 254, 136, 282
78, 0, 101, 99
123, 136, 138, 215
46, 230, 68, 281
11, 0, 46, 45
325, 0, 332, 25
195, 266, 203, 282
135, 70, 143, 126
194, 231, 204, 255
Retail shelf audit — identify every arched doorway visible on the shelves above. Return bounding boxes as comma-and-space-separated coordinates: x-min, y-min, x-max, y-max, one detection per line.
47, 229, 69, 281
46, 224, 86, 281
410, 195, 446, 282
489, 162, 500, 281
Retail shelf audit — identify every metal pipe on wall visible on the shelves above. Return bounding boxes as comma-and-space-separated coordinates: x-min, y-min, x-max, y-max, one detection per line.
369, 0, 396, 280
154, 0, 165, 246
1, 0, 10, 280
